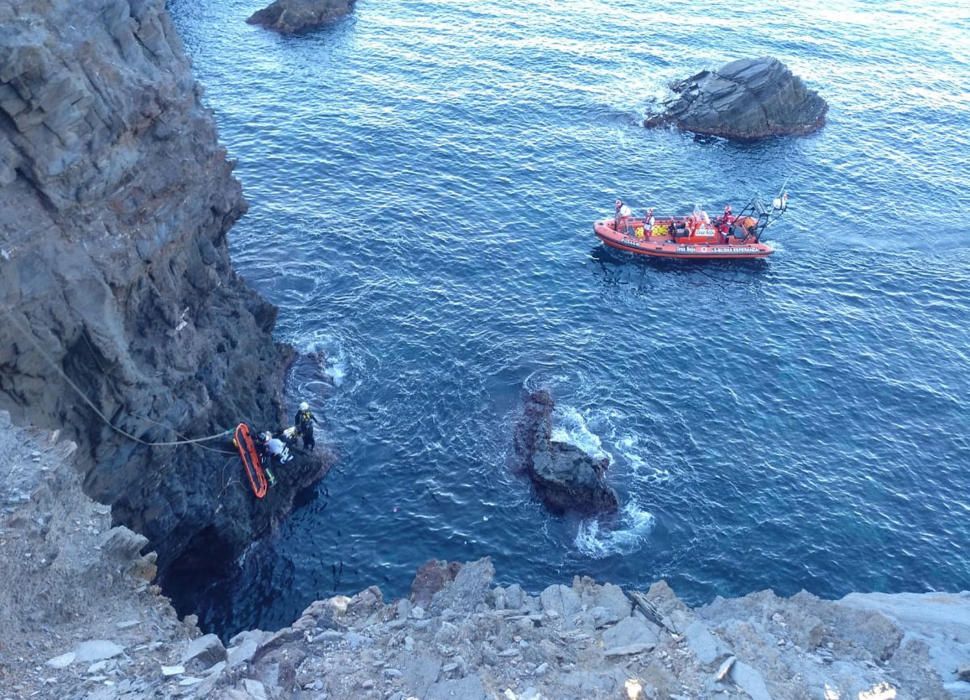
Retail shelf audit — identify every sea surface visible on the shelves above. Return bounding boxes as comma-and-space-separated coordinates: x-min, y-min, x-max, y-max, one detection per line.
168, 0, 970, 635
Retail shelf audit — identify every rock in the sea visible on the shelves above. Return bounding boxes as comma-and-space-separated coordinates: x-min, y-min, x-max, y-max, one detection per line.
513, 390, 619, 515
247, 0, 356, 34
644, 56, 828, 139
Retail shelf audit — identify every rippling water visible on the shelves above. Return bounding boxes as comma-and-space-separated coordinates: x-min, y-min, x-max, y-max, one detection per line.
168, 0, 970, 634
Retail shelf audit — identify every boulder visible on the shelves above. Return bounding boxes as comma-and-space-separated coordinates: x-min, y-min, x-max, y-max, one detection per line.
512, 390, 619, 516
247, 0, 356, 35
181, 633, 227, 669
602, 617, 660, 650
541, 584, 582, 620
430, 557, 495, 614
644, 57, 828, 139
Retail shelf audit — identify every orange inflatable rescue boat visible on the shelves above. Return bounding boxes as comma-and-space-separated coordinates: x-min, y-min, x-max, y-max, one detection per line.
594, 192, 788, 260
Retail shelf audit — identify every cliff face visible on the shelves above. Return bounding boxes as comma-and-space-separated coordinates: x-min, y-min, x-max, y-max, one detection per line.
0, 0, 325, 614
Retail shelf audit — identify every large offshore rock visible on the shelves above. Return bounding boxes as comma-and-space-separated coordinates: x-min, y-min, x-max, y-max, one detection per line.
513, 390, 619, 516
247, 0, 357, 34
0, 0, 328, 616
644, 56, 828, 139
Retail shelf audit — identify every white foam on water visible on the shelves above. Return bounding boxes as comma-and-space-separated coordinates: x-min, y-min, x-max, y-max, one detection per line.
550, 405, 611, 462
613, 433, 671, 484
574, 501, 656, 559
296, 333, 351, 388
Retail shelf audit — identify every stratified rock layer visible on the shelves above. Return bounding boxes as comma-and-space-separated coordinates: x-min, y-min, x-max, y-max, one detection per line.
644, 56, 828, 139
247, 0, 357, 35
0, 0, 327, 614
513, 390, 619, 516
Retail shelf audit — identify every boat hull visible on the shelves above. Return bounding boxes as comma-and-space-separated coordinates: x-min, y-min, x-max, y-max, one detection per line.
593, 220, 773, 259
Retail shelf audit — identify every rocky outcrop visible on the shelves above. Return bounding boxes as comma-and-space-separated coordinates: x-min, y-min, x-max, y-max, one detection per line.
513, 390, 619, 516
247, 0, 357, 35
174, 559, 962, 698
0, 0, 328, 618
644, 57, 828, 139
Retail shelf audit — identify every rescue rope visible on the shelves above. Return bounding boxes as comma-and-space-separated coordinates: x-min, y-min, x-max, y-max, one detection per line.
1, 305, 232, 448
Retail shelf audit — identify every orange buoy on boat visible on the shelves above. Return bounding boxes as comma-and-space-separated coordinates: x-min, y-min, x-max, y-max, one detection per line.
234, 423, 268, 498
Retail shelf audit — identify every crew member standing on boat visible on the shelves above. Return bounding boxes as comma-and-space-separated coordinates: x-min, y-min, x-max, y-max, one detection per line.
719, 205, 735, 238
614, 199, 623, 231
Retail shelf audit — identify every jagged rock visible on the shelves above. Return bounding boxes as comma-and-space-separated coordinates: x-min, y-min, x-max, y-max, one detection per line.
227, 630, 272, 668
730, 660, 772, 700
181, 633, 227, 669
684, 620, 722, 666
644, 57, 828, 139
99, 527, 149, 563
505, 584, 527, 610
403, 653, 442, 697
603, 617, 660, 650
540, 584, 581, 621
411, 559, 463, 607
513, 390, 619, 515
577, 579, 631, 626
430, 558, 494, 613
246, 0, 356, 34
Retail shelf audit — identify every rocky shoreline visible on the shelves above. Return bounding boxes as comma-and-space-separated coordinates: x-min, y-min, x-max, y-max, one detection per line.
2, 414, 967, 699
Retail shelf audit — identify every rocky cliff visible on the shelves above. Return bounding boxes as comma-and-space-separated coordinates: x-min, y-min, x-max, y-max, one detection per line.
0, 0, 327, 616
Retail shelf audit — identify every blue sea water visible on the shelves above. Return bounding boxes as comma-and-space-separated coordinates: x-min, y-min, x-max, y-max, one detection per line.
168, 0, 970, 634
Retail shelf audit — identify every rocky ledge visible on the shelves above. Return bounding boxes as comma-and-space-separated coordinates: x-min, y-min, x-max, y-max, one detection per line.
513, 390, 619, 516
5, 411, 970, 699
247, 0, 357, 35
0, 0, 329, 617
644, 57, 828, 140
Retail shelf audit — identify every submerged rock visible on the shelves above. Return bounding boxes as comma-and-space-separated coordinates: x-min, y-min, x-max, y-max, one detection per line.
247, 0, 357, 34
644, 56, 828, 139
513, 390, 619, 516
